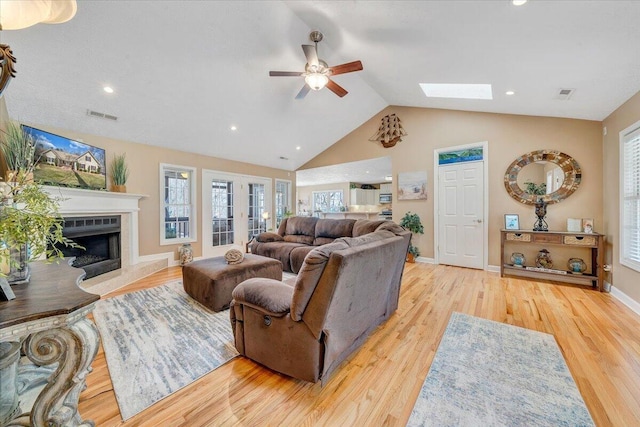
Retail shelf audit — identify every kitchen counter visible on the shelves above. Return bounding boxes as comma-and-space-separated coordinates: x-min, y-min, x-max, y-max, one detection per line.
320, 212, 381, 220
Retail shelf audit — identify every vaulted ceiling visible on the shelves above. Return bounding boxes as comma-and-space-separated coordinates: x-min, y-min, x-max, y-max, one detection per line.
1, 1, 639, 171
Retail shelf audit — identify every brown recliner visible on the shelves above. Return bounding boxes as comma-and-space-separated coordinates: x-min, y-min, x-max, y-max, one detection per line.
230, 225, 411, 384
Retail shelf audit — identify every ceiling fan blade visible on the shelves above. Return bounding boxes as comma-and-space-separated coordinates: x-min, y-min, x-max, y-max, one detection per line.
269, 71, 304, 77
302, 44, 319, 66
295, 84, 311, 100
329, 60, 363, 76
326, 79, 348, 97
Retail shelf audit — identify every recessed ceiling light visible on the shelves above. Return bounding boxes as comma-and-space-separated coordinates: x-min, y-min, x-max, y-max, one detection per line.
230, 125, 237, 131
103, 86, 114, 93
419, 83, 493, 100
506, 90, 515, 96
366, 171, 370, 174
296, 146, 301, 150
512, 0, 527, 5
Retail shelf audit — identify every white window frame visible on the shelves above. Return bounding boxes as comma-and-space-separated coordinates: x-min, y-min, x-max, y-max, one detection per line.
160, 163, 197, 245
275, 179, 292, 228
620, 119, 640, 272
311, 189, 344, 216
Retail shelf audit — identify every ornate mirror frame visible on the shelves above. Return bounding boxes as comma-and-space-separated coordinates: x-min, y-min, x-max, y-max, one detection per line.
504, 149, 582, 205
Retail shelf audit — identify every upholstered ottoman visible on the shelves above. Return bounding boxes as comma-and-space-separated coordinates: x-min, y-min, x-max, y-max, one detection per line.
182, 254, 283, 312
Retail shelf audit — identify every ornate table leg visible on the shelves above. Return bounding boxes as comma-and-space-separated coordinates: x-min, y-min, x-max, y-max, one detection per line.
8, 317, 99, 427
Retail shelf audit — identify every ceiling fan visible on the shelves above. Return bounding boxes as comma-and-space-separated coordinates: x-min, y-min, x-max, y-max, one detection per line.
269, 31, 363, 99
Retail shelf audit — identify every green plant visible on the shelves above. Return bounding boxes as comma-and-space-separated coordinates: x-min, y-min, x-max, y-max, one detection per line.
408, 245, 420, 257
110, 153, 130, 186
283, 209, 294, 218
0, 179, 81, 275
524, 181, 546, 196
400, 211, 424, 258
0, 121, 36, 181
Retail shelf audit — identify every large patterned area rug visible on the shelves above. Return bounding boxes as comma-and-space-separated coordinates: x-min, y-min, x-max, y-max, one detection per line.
407, 312, 594, 427
93, 281, 238, 420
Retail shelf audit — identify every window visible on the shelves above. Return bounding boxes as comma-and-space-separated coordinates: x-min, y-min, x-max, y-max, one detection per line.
160, 164, 197, 245
312, 190, 344, 216
275, 180, 291, 228
621, 120, 640, 271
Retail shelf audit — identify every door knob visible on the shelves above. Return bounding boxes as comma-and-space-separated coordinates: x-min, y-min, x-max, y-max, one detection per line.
475, 219, 483, 223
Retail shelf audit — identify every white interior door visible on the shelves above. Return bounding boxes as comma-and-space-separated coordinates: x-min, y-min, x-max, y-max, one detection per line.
202, 170, 271, 258
438, 161, 484, 269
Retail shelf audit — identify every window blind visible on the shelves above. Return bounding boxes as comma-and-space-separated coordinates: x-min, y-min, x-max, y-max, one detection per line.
622, 124, 640, 270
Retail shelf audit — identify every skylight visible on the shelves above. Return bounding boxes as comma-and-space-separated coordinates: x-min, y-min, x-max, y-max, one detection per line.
419, 83, 493, 100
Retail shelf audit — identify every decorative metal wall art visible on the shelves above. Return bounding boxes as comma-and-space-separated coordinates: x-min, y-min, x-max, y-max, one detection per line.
369, 114, 407, 148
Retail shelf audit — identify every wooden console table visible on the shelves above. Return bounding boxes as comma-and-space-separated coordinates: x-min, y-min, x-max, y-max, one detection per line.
0, 261, 100, 427
500, 229, 604, 291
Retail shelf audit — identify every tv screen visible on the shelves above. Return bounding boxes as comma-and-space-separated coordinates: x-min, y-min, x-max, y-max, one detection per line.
25, 125, 107, 190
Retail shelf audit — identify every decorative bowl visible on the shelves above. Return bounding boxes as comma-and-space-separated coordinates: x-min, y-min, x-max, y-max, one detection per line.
568, 258, 587, 274
510, 252, 525, 267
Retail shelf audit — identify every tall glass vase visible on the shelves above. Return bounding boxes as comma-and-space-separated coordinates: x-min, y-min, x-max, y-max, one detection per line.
6, 243, 30, 285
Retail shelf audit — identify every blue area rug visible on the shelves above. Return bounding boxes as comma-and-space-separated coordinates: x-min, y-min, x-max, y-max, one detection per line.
93, 281, 238, 420
407, 312, 594, 427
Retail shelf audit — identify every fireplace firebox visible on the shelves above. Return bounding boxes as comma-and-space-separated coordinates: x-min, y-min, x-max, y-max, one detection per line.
56, 215, 122, 279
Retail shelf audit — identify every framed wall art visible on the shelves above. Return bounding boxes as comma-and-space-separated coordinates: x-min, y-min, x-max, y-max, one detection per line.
398, 171, 427, 200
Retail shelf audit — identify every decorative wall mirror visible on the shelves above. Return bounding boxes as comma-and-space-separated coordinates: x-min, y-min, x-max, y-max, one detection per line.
504, 149, 581, 205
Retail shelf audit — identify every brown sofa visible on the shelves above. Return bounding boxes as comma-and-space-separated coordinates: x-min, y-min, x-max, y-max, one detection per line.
230, 223, 411, 383
249, 216, 398, 273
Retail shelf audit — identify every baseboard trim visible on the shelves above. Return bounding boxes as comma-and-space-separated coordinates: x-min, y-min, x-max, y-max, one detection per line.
138, 252, 177, 266
609, 281, 640, 316
486, 264, 501, 273
416, 256, 435, 264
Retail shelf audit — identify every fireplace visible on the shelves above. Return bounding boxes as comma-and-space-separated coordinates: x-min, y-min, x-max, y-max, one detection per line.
57, 215, 122, 279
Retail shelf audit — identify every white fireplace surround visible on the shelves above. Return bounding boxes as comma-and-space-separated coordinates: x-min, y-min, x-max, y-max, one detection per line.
43, 186, 146, 268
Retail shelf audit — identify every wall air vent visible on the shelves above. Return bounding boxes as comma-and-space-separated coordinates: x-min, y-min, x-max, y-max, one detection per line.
86, 109, 118, 121
555, 88, 575, 101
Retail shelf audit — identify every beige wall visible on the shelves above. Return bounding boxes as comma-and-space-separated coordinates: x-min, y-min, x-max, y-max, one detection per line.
15, 123, 294, 260
301, 106, 603, 266
603, 90, 640, 303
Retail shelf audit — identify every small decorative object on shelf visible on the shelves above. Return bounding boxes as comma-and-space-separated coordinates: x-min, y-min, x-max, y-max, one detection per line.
567, 218, 582, 232
505, 214, 520, 230
568, 258, 587, 274
582, 218, 594, 234
533, 198, 548, 231
536, 249, 553, 269
511, 252, 525, 267
178, 243, 193, 265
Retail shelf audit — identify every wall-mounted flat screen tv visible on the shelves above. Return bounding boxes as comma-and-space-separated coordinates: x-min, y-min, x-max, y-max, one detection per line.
25, 125, 107, 191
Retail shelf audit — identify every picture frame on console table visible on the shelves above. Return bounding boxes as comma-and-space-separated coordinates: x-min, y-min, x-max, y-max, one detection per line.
582, 218, 594, 233
504, 214, 520, 230
0, 277, 16, 301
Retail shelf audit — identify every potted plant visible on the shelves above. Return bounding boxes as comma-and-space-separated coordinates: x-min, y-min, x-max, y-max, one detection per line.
400, 211, 424, 263
0, 169, 80, 285
0, 121, 35, 184
110, 153, 130, 192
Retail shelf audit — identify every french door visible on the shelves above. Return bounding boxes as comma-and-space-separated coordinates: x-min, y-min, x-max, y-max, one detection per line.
202, 170, 271, 258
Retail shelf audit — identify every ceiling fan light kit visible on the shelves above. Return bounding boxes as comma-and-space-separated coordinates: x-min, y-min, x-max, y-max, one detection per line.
305, 73, 328, 91
269, 31, 363, 99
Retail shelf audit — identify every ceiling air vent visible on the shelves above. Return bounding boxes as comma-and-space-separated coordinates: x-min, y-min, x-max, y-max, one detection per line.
86, 109, 118, 121
555, 88, 575, 101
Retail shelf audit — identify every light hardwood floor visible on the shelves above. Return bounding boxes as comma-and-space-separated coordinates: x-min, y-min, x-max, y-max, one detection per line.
78, 263, 640, 426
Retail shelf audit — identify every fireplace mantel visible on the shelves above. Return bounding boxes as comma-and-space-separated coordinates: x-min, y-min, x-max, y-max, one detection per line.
43, 186, 147, 267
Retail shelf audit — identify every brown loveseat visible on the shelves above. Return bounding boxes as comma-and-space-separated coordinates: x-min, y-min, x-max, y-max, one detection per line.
249, 216, 396, 273
230, 223, 411, 383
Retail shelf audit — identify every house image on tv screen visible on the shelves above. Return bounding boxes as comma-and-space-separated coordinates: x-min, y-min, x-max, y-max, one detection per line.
26, 125, 107, 190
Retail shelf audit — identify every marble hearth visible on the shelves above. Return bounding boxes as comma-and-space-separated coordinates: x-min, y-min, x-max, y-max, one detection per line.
43, 186, 166, 295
